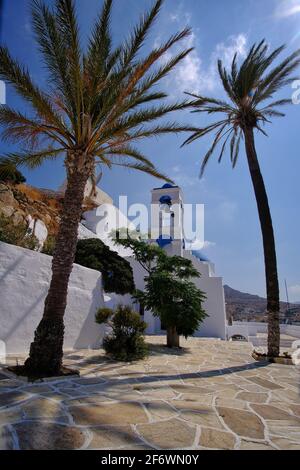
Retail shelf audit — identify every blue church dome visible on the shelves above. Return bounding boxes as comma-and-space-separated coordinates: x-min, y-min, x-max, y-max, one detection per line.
162, 183, 176, 189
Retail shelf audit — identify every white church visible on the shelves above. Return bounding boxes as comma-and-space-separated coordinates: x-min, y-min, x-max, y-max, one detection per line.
80, 181, 227, 341
0, 179, 227, 356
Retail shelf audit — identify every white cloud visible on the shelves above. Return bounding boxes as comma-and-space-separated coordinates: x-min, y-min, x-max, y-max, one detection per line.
157, 9, 247, 95
204, 34, 247, 93
275, 0, 300, 18
212, 34, 247, 70
157, 31, 203, 94
177, 33, 203, 91
170, 165, 197, 187
169, 7, 192, 25
186, 238, 216, 251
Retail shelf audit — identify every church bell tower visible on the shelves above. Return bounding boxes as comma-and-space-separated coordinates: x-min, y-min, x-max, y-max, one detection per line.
151, 184, 185, 256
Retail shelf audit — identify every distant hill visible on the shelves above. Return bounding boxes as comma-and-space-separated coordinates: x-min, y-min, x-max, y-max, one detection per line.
224, 285, 300, 323
224, 285, 264, 303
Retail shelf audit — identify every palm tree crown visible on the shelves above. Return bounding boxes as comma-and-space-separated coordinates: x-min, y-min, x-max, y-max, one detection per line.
183, 40, 300, 175
0, 0, 195, 182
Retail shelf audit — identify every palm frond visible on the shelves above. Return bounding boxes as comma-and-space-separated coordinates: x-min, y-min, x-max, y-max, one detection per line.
229, 130, 237, 164
0, 148, 63, 171
86, 0, 112, 73
232, 129, 242, 168
0, 46, 65, 133
98, 101, 193, 142
256, 124, 268, 137
103, 145, 155, 168
0, 0, 201, 187
218, 130, 233, 163
255, 49, 300, 104
55, 0, 83, 138
260, 99, 291, 110
89, 31, 193, 149
0, 105, 70, 148
184, 40, 300, 174
138, 48, 193, 96
84, 0, 114, 112
199, 123, 228, 177
182, 120, 229, 146
110, 161, 174, 184
262, 110, 285, 118
218, 59, 236, 102
121, 0, 163, 68
121, 123, 198, 142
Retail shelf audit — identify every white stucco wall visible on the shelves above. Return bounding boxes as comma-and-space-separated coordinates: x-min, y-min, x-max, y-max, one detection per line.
81, 204, 135, 258
0, 242, 105, 355
182, 252, 226, 340
193, 275, 226, 340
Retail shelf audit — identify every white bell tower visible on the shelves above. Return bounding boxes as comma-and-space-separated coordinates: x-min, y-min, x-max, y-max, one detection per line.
151, 184, 185, 256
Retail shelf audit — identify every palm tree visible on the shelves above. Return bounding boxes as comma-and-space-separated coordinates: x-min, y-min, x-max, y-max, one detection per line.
183, 41, 300, 357
0, 0, 196, 376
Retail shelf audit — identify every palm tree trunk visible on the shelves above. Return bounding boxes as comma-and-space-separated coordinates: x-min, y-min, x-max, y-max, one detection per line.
24, 153, 90, 375
167, 326, 180, 348
243, 127, 280, 357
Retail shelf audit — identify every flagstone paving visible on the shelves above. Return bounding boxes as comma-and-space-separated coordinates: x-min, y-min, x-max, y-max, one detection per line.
0, 337, 299, 450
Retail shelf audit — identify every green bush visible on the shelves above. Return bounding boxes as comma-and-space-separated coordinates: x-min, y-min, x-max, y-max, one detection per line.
41, 235, 56, 255
75, 239, 135, 295
0, 213, 38, 250
96, 305, 148, 361
95, 307, 113, 324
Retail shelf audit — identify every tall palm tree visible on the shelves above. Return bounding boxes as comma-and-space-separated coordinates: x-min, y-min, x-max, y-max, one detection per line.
0, 0, 196, 376
183, 41, 300, 357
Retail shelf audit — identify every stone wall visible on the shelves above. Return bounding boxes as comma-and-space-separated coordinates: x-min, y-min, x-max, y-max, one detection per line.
0, 242, 105, 354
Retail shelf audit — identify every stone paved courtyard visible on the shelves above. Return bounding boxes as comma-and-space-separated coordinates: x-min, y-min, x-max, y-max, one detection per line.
0, 337, 299, 450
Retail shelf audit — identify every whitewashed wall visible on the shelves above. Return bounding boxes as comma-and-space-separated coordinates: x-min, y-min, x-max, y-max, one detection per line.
0, 242, 105, 354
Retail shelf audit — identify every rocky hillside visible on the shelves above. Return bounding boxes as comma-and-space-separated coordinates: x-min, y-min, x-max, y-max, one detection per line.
0, 182, 62, 237
224, 285, 300, 324
0, 183, 61, 239
0, 181, 104, 250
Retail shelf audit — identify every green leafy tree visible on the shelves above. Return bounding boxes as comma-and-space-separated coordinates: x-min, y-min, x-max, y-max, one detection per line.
96, 305, 148, 361
115, 232, 207, 348
183, 41, 300, 357
0, 0, 196, 376
75, 238, 135, 295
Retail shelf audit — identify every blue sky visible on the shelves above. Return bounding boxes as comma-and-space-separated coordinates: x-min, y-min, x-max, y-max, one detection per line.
1, 0, 300, 301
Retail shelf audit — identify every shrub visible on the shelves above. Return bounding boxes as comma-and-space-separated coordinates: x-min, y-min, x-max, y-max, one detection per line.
0, 213, 38, 250
95, 307, 113, 324
0, 163, 26, 184
75, 239, 135, 295
96, 305, 148, 361
41, 235, 56, 256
